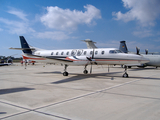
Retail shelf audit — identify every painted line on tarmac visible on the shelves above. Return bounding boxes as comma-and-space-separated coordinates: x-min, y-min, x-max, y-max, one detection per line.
34, 77, 146, 111
35, 73, 159, 111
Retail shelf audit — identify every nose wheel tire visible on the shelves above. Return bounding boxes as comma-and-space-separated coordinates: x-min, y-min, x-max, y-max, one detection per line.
63, 72, 68, 76
123, 73, 128, 78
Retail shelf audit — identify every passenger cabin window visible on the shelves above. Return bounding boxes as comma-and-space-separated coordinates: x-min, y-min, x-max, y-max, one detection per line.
66, 51, 69, 55
84, 51, 87, 55
61, 52, 64, 55
71, 50, 77, 56
101, 51, 105, 55
95, 51, 98, 55
51, 52, 54, 55
77, 50, 83, 56
90, 51, 93, 55
56, 52, 58, 55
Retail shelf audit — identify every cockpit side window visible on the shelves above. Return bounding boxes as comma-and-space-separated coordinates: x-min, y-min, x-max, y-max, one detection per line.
109, 50, 122, 54
116, 50, 122, 53
109, 50, 116, 53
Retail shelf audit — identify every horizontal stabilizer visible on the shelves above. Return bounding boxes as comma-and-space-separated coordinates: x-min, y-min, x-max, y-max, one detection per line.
9, 47, 35, 50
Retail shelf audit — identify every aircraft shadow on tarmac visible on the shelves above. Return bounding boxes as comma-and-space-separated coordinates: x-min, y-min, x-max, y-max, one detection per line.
129, 67, 159, 71
36, 71, 123, 84
0, 87, 35, 95
0, 112, 7, 114
36, 70, 160, 84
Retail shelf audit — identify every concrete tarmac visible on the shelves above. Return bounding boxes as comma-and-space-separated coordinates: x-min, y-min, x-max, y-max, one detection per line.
0, 63, 160, 120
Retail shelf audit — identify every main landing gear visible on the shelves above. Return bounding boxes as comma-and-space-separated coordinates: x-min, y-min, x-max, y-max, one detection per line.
63, 64, 68, 76
83, 65, 88, 74
63, 64, 89, 76
123, 66, 129, 78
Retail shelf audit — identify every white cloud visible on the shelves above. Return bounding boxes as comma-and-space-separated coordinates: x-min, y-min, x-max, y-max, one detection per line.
0, 17, 34, 34
85, 31, 94, 33
7, 8, 28, 21
34, 31, 70, 40
0, 8, 34, 35
112, 0, 160, 26
133, 29, 153, 38
97, 40, 120, 48
0, 28, 3, 31
154, 39, 160, 42
40, 5, 101, 31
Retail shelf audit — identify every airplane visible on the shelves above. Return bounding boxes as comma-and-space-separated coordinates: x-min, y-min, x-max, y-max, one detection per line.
10, 36, 149, 77
0, 62, 12, 66
0, 56, 12, 66
119, 41, 160, 68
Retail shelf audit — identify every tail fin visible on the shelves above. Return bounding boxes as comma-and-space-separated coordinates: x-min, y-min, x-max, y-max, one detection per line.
119, 41, 128, 53
19, 36, 32, 54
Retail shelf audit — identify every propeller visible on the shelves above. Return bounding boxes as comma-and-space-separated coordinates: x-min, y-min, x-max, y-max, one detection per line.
90, 63, 92, 74
136, 47, 140, 55
86, 57, 93, 74
145, 49, 148, 55
86, 49, 95, 74
108, 65, 109, 72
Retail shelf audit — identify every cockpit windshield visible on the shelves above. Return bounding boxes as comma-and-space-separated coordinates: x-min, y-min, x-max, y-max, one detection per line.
109, 50, 123, 54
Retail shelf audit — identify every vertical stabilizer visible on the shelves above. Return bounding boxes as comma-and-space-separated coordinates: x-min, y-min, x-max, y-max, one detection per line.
119, 41, 128, 53
19, 36, 32, 54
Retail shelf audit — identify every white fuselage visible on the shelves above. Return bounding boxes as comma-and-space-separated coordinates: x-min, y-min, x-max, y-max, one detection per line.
142, 54, 160, 67
23, 48, 149, 66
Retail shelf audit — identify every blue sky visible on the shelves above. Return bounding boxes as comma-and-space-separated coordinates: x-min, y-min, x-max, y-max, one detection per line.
0, 0, 160, 57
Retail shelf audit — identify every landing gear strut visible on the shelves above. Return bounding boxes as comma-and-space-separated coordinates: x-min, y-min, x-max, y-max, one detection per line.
63, 64, 68, 76
123, 66, 129, 78
83, 65, 88, 74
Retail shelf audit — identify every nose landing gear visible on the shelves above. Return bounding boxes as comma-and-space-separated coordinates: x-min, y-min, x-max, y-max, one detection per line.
123, 66, 129, 78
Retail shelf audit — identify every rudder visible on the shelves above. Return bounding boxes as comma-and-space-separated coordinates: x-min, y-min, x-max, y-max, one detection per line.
119, 41, 128, 53
19, 36, 32, 54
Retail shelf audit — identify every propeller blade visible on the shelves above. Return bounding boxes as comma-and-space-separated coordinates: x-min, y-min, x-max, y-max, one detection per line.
86, 57, 92, 61
90, 63, 92, 74
136, 47, 140, 55
108, 65, 109, 72
145, 49, 148, 55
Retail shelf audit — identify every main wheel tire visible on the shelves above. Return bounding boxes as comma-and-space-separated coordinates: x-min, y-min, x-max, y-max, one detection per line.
128, 66, 132, 68
83, 70, 88, 74
123, 73, 128, 78
63, 72, 68, 76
